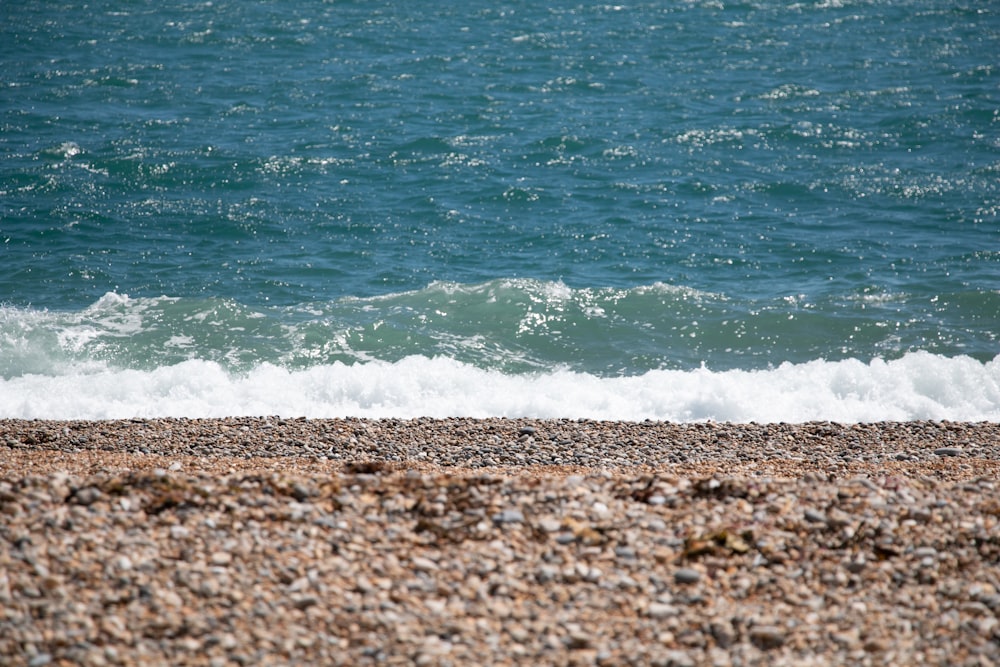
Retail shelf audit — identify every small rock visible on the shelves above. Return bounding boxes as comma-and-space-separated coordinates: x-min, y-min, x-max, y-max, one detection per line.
830, 629, 860, 647
71, 486, 102, 506
934, 447, 963, 457
674, 568, 701, 584
159, 589, 183, 607
863, 638, 889, 653
210, 551, 232, 566
826, 507, 853, 527
537, 518, 561, 533
493, 508, 524, 524
614, 545, 636, 560
655, 650, 696, 667
749, 625, 785, 649
804, 509, 827, 524
978, 594, 1000, 612
292, 594, 319, 610
411, 556, 438, 572
709, 621, 737, 648
845, 554, 867, 573
959, 601, 991, 616
648, 602, 679, 619
287, 576, 310, 592
518, 426, 537, 436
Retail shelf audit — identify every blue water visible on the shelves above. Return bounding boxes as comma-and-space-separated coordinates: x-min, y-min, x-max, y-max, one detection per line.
2, 0, 999, 420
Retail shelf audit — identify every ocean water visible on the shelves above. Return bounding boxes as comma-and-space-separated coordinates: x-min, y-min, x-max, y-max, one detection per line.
2, 0, 999, 421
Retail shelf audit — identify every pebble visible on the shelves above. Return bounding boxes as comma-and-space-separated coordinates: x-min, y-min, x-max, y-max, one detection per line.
492, 508, 525, 524
71, 486, 102, 506
804, 509, 827, 523
749, 625, 786, 649
934, 447, 964, 457
411, 556, 439, 572
656, 650, 696, 667
292, 594, 319, 610
979, 594, 1000, 612
674, 568, 702, 585
648, 602, 679, 619
709, 621, 736, 648
1, 417, 998, 665
210, 551, 233, 566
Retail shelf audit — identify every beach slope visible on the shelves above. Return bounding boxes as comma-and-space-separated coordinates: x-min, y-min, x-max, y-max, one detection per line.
2, 418, 998, 665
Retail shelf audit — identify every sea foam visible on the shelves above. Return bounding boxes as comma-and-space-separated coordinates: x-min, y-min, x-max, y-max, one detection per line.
3, 351, 997, 422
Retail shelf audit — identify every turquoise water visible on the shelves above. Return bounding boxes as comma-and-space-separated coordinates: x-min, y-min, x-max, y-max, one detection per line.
2, 0, 999, 420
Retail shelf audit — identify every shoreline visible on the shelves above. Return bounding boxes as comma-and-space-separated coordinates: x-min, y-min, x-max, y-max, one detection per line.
4, 416, 999, 467
3, 419, 999, 665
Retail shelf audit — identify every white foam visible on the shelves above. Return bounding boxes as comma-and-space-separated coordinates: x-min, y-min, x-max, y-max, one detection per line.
2, 351, 998, 422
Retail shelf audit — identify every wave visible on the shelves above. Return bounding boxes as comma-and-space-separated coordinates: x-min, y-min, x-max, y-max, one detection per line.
3, 281, 998, 381
2, 352, 998, 422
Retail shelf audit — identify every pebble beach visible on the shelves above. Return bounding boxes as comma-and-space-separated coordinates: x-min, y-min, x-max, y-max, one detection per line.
2, 418, 999, 666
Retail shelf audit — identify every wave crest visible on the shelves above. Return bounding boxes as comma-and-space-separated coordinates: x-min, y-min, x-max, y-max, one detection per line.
2, 352, 997, 422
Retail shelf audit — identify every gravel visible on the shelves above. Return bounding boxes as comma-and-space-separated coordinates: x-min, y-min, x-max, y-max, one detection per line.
2, 418, 999, 666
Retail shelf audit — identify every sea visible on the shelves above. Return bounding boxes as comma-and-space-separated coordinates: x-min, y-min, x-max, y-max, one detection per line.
2, 0, 999, 422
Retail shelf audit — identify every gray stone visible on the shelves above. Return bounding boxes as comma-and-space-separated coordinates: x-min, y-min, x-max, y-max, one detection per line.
648, 602, 679, 619
71, 486, 102, 506
537, 518, 561, 532
804, 509, 827, 524
709, 621, 736, 648
674, 568, 701, 584
493, 508, 524, 524
292, 594, 319, 610
978, 594, 1000, 612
